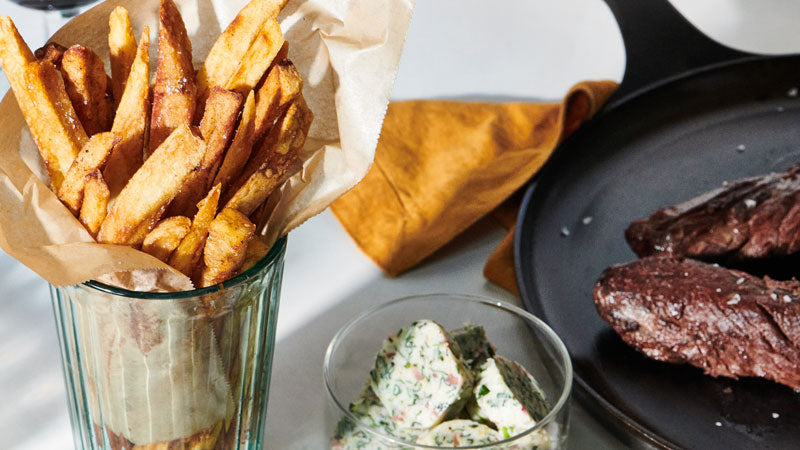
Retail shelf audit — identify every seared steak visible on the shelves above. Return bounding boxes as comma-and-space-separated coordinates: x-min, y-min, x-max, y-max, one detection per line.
626, 165, 800, 263
593, 256, 800, 389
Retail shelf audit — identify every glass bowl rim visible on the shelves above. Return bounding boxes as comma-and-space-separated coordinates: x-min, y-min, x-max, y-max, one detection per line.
323, 293, 573, 449
78, 236, 287, 300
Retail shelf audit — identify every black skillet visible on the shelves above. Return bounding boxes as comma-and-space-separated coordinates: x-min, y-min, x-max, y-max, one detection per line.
514, 1, 800, 449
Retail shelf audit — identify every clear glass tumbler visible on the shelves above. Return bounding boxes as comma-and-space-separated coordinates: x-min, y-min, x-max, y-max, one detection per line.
324, 294, 573, 449
49, 237, 287, 450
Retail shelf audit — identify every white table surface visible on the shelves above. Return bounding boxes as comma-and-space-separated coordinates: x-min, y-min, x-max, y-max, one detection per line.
2, 0, 800, 449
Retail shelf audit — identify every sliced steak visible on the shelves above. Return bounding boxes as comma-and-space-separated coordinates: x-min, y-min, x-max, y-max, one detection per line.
593, 256, 800, 389
626, 165, 800, 263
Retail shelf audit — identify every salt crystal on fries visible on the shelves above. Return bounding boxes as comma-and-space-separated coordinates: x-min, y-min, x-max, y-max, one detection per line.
142, 216, 192, 263
34, 42, 66, 69
149, 0, 196, 154
98, 124, 206, 246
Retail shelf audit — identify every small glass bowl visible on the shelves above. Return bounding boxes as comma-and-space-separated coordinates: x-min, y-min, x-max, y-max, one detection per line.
323, 294, 572, 449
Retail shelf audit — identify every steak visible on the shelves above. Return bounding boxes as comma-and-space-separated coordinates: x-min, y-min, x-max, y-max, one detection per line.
593, 256, 800, 389
626, 165, 800, 263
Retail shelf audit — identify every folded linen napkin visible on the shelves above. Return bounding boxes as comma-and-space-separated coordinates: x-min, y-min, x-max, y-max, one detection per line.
331, 81, 617, 294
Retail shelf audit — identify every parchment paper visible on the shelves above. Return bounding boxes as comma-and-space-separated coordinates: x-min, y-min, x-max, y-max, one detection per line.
0, 0, 413, 291
6, 0, 412, 446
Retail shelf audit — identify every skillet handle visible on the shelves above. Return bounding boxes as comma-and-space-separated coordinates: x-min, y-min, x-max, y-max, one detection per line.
604, 0, 755, 108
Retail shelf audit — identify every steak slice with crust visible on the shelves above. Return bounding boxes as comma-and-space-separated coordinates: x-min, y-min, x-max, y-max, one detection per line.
626, 165, 800, 263
593, 256, 800, 389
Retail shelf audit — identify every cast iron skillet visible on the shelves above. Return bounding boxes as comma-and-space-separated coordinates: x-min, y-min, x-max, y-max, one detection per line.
515, 1, 800, 449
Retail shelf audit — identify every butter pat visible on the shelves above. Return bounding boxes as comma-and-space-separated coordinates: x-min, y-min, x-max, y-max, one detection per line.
370, 320, 474, 429
415, 419, 500, 447
471, 356, 550, 439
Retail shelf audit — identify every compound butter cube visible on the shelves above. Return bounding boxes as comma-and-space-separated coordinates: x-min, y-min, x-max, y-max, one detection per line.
370, 320, 474, 429
415, 419, 500, 447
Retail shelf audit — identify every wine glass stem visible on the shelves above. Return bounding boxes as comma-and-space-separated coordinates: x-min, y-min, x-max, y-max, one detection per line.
59, 8, 80, 18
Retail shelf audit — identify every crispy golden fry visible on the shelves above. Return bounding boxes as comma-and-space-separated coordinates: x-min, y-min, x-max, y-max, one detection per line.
0, 16, 88, 190
80, 170, 110, 239
60, 45, 114, 136
169, 184, 222, 278
108, 6, 137, 106
238, 235, 270, 275
225, 97, 313, 215
34, 42, 66, 68
253, 58, 302, 140
224, 18, 284, 95
128, 208, 167, 248
98, 125, 206, 245
104, 28, 150, 196
58, 132, 118, 215
149, 0, 196, 155
167, 88, 242, 218
142, 215, 192, 262
200, 88, 244, 183
199, 208, 256, 288
196, 0, 288, 111
213, 90, 256, 195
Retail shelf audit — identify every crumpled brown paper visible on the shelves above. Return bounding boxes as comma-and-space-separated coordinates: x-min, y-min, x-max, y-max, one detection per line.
331, 81, 618, 290
0, 0, 413, 291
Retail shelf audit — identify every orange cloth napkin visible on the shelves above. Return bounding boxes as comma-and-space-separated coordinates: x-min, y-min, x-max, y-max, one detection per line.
331, 81, 617, 294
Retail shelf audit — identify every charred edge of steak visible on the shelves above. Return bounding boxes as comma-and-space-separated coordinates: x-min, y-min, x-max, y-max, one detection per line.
625, 165, 800, 264
593, 256, 800, 390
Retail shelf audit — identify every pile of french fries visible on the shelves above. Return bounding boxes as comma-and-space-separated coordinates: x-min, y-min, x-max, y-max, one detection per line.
0, 0, 312, 288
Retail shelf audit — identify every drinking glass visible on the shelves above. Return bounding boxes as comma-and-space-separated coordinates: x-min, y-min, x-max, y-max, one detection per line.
324, 294, 573, 449
50, 236, 286, 450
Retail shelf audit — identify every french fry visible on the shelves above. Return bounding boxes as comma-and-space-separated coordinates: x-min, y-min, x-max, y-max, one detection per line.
167, 87, 243, 218
225, 97, 313, 216
0, 16, 88, 190
169, 184, 222, 278
128, 208, 167, 248
80, 170, 110, 239
103, 27, 150, 196
98, 125, 206, 245
34, 42, 66, 69
199, 208, 256, 288
149, 0, 197, 155
196, 0, 288, 113
253, 58, 302, 140
224, 18, 284, 95
108, 6, 137, 106
58, 132, 118, 215
60, 45, 114, 136
238, 235, 270, 275
142, 215, 192, 262
213, 90, 256, 194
